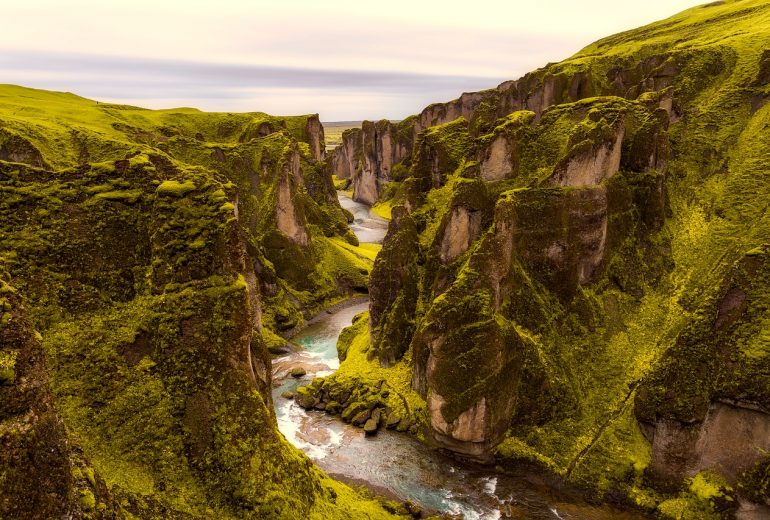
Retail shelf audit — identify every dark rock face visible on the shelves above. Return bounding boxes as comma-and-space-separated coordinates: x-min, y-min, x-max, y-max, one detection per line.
368, 207, 420, 367
636, 247, 770, 494
0, 280, 114, 518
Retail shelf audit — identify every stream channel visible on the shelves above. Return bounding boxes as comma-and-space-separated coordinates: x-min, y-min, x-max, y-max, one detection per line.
270, 193, 646, 520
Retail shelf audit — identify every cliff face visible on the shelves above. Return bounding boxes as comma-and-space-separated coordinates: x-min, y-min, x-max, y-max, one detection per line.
635, 246, 770, 498
0, 87, 395, 518
330, 1, 698, 210
396, 96, 670, 460
0, 278, 117, 519
330, 119, 414, 204
341, 0, 770, 515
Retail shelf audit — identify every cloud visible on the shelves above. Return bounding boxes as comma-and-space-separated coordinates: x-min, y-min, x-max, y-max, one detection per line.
0, 1, 703, 119
0, 51, 509, 119
0, 51, 505, 91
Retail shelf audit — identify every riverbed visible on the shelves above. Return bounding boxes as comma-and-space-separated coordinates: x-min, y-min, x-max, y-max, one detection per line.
338, 192, 389, 244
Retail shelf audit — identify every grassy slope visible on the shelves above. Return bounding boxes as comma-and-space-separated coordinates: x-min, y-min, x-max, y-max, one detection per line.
549, 0, 770, 503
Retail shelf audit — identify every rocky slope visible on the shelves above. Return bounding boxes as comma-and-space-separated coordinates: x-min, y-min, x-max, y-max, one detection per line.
0, 86, 400, 519
322, 1, 770, 517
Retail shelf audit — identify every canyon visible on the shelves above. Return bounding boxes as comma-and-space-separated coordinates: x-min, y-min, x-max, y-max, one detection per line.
1, 0, 770, 519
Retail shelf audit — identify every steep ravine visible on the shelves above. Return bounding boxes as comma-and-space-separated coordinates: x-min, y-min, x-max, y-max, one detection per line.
323, 2, 770, 517
270, 194, 648, 519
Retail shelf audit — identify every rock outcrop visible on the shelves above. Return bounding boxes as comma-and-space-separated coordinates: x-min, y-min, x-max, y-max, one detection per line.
330, 119, 414, 204
439, 206, 483, 263
550, 122, 625, 187
636, 246, 770, 506
276, 146, 310, 246
329, 21, 703, 209
306, 114, 326, 161
479, 134, 513, 181
368, 207, 420, 367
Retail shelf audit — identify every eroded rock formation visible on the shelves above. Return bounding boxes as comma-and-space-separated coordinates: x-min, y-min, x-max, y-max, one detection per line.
351, 4, 770, 515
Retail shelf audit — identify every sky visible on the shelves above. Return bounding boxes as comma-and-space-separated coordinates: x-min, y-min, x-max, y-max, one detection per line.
0, 0, 704, 121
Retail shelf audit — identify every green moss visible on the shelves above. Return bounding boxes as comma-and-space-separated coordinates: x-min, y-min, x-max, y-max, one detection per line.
78, 489, 96, 511
653, 472, 734, 520
0, 350, 16, 385
0, 83, 401, 518
94, 189, 143, 203
371, 200, 393, 220
369, 208, 421, 366
657, 497, 719, 520
328, 313, 427, 426
494, 436, 560, 474
156, 180, 197, 197
331, 175, 350, 191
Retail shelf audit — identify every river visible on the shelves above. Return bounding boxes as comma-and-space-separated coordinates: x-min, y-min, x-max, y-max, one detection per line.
270, 193, 647, 519
337, 192, 390, 244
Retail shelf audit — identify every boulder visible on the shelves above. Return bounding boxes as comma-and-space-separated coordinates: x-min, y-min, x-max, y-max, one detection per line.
385, 413, 401, 429
294, 388, 316, 410
351, 410, 371, 427
290, 367, 307, 378
341, 402, 365, 422
364, 418, 379, 435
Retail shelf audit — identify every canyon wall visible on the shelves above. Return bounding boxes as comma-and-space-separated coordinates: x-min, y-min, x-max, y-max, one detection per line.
0, 87, 395, 519
328, 1, 770, 517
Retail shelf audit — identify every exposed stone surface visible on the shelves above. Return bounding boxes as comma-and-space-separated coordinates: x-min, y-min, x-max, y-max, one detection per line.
331, 120, 413, 204
306, 114, 325, 161
643, 402, 770, 487
439, 206, 483, 263
479, 134, 513, 181
0, 130, 47, 168
550, 123, 625, 187
276, 166, 309, 246
364, 418, 378, 434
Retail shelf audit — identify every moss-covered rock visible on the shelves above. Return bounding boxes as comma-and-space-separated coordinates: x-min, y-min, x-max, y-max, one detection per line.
0, 87, 399, 518
0, 279, 117, 518
331, 0, 770, 513
368, 207, 421, 367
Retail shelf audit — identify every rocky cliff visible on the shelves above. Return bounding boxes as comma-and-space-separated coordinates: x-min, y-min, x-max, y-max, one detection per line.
330, 30, 664, 205
326, 1, 770, 517
0, 86, 397, 519
330, 119, 415, 204
0, 277, 118, 518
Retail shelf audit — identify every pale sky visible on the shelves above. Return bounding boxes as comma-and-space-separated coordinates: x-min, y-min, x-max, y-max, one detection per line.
1, 0, 703, 120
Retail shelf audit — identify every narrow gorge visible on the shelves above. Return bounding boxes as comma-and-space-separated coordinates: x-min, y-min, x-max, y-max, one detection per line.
1, 1, 770, 519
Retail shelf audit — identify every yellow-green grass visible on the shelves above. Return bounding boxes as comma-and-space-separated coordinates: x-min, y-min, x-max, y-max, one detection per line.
323, 122, 361, 149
